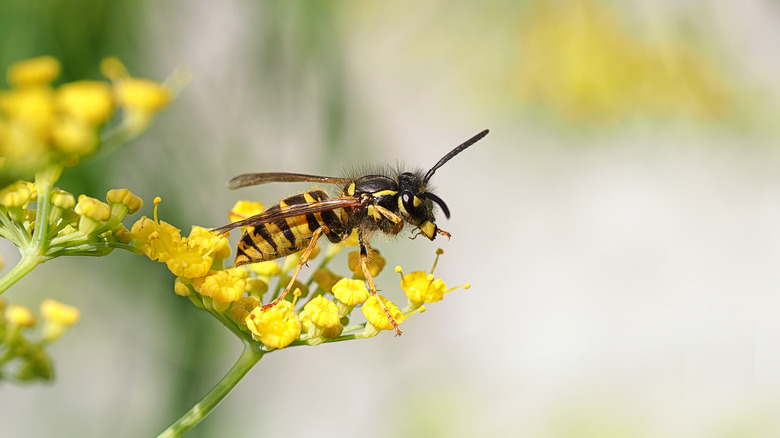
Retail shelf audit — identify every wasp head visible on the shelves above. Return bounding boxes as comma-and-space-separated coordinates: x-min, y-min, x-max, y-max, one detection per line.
397, 172, 449, 240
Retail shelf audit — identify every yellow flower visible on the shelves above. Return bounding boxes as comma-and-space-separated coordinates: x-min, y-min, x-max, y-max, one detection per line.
399, 270, 469, 306
106, 188, 143, 214
74, 194, 111, 235
165, 242, 213, 279
282, 245, 320, 272
347, 248, 386, 278
515, 0, 733, 122
51, 117, 98, 155
174, 277, 192, 297
0, 180, 32, 207
227, 200, 265, 224
303, 296, 341, 329
55, 80, 114, 124
192, 269, 246, 303
188, 225, 230, 261
7, 56, 60, 88
130, 216, 213, 278
396, 250, 470, 307
361, 295, 404, 332
114, 78, 171, 114
6, 304, 37, 328
100, 57, 127, 81
40, 299, 80, 341
250, 260, 282, 278
74, 195, 110, 221
50, 188, 75, 209
299, 308, 343, 341
130, 206, 216, 278
131, 216, 182, 261
0, 87, 55, 135
245, 301, 300, 350
231, 296, 262, 326
244, 277, 268, 296
332, 278, 369, 306
312, 268, 343, 295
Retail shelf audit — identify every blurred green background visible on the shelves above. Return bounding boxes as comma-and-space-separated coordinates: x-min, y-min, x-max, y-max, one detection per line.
2, 0, 780, 437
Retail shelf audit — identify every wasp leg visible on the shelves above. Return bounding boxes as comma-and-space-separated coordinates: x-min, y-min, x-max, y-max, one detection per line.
436, 228, 451, 239
358, 234, 402, 336
373, 204, 404, 234
261, 225, 329, 310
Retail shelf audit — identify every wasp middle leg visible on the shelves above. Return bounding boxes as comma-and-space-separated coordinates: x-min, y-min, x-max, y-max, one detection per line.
358, 234, 402, 336
261, 225, 329, 310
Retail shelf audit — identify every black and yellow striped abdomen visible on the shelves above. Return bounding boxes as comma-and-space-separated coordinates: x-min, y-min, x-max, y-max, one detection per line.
234, 190, 347, 266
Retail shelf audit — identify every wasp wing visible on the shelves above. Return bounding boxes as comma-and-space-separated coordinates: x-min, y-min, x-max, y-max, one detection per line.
211, 196, 363, 235
228, 172, 351, 190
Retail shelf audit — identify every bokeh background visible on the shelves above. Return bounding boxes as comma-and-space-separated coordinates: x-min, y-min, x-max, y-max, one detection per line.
2, 0, 780, 437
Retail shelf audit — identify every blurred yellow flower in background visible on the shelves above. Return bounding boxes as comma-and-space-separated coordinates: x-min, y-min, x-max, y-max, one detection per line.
515, 0, 734, 123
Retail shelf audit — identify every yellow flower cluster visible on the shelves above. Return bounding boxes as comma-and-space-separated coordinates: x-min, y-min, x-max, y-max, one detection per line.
514, 0, 733, 123
135, 200, 469, 352
0, 297, 79, 382
0, 177, 143, 259
131, 198, 230, 281
0, 56, 172, 185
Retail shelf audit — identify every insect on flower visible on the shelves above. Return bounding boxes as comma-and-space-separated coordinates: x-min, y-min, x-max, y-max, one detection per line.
212, 129, 489, 335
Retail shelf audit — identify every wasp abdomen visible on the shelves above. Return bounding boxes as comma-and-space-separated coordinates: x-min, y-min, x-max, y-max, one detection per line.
234, 190, 348, 266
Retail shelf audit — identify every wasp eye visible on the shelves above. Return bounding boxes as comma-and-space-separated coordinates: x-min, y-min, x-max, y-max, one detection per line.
401, 190, 424, 220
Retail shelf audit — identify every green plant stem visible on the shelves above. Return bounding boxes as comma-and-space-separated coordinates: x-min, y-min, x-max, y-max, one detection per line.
157, 341, 264, 438
0, 254, 43, 295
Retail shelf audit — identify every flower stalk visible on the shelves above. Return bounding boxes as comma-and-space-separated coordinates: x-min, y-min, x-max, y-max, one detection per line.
157, 341, 265, 438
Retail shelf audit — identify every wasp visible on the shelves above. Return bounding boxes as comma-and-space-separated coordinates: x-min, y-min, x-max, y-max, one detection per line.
212, 129, 489, 335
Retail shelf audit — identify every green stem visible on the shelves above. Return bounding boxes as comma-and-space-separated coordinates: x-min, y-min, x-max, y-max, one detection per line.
32, 166, 59, 249
156, 342, 264, 438
0, 254, 43, 295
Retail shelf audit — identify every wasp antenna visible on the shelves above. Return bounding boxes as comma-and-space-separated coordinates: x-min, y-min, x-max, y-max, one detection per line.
423, 192, 450, 219
423, 129, 489, 184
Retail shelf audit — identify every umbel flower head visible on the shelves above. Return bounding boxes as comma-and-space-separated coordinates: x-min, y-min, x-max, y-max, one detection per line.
0, 55, 179, 186
133, 199, 471, 352
0, 297, 79, 382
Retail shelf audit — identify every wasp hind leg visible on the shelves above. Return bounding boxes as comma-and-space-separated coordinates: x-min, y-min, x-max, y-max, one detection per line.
261, 225, 329, 311
358, 234, 402, 336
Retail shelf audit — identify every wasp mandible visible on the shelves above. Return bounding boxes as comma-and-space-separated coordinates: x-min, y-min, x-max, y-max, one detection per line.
212, 129, 489, 335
